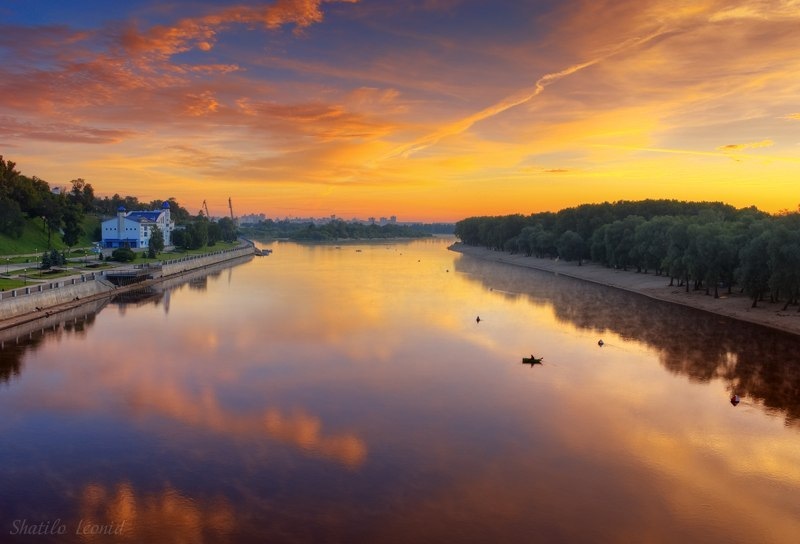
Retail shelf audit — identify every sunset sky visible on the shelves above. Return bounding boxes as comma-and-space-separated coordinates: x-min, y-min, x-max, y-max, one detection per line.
1, 0, 798, 221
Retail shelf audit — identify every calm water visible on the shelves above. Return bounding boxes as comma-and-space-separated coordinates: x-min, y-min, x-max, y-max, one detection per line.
2, 237, 800, 543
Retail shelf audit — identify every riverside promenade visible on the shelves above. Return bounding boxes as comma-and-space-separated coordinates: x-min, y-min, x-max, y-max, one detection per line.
0, 242, 256, 332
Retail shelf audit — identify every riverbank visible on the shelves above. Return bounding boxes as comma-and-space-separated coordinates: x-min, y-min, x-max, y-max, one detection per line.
0, 244, 255, 332
450, 243, 800, 337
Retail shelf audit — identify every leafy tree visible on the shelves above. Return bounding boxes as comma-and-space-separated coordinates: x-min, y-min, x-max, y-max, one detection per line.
589, 224, 609, 265
39, 194, 64, 247
663, 218, 692, 290
171, 229, 187, 249
737, 229, 772, 307
68, 178, 95, 212
605, 216, 644, 271
557, 230, 586, 265
767, 223, 800, 310
62, 203, 84, 249
0, 196, 25, 238
207, 221, 221, 246
217, 217, 238, 242
148, 225, 164, 258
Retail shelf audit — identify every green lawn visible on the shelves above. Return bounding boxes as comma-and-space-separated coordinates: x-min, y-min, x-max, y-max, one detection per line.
16, 268, 82, 280
0, 215, 101, 256
106, 242, 240, 265
0, 278, 27, 290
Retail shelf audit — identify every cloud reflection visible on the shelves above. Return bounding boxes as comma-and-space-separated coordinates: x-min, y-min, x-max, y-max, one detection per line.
77, 482, 235, 542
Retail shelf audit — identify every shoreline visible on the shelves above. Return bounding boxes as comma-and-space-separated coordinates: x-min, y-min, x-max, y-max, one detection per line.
450, 243, 800, 337
0, 246, 255, 333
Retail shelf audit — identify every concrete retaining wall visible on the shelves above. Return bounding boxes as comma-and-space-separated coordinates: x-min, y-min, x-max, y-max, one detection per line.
1, 243, 255, 325
160, 245, 255, 276
0, 279, 113, 320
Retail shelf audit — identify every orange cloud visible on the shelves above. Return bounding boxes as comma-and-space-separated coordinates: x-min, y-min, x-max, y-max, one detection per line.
0, 116, 134, 144
119, 0, 361, 59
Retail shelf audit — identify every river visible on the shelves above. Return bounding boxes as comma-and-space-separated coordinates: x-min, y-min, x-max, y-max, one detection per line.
1, 237, 799, 543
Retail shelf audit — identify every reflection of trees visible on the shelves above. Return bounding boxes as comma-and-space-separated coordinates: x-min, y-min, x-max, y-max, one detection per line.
188, 276, 208, 291
0, 257, 250, 384
0, 305, 102, 385
111, 286, 164, 306
455, 255, 800, 426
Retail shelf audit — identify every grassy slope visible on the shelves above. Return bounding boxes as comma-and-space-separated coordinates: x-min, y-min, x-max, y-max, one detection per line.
0, 215, 100, 255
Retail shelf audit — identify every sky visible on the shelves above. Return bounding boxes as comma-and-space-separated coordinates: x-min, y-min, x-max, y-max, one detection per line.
1, 0, 798, 221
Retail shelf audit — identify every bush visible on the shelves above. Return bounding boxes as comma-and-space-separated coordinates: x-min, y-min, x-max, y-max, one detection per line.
111, 247, 136, 262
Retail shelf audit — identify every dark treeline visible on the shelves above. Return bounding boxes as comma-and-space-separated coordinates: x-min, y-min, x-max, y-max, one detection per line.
455, 199, 800, 308
242, 219, 432, 241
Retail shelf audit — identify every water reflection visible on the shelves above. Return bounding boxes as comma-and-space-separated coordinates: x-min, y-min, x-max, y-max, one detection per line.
454, 254, 800, 426
77, 482, 235, 543
0, 301, 105, 384
1, 240, 800, 543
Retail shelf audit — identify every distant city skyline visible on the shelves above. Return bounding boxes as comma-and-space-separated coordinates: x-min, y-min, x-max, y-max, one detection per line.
2, 1, 798, 221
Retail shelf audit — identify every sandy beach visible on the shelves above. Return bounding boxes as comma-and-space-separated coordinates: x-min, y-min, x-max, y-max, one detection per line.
450, 242, 800, 337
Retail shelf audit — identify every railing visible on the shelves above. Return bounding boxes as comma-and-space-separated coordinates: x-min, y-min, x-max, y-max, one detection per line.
161, 242, 252, 266
0, 243, 253, 303
0, 272, 105, 301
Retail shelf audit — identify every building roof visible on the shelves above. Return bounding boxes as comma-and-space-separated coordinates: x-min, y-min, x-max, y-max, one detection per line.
126, 211, 163, 222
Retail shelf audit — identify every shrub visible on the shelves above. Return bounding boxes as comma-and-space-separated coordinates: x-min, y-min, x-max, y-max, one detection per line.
111, 247, 136, 262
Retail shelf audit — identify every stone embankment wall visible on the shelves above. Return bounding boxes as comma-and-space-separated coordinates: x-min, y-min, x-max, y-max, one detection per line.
0, 275, 114, 321
1, 243, 255, 324
159, 244, 255, 276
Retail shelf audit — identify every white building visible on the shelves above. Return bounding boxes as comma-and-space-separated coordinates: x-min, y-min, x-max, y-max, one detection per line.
101, 201, 174, 249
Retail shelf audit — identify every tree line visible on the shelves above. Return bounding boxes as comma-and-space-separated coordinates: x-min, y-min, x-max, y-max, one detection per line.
241, 219, 432, 241
454, 199, 800, 309
0, 155, 196, 250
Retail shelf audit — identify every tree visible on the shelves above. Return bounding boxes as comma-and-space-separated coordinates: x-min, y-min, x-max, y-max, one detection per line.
663, 218, 692, 289
40, 249, 65, 270
217, 217, 238, 242
0, 196, 25, 238
62, 203, 84, 249
148, 226, 164, 258
37, 194, 63, 247
68, 178, 95, 212
557, 230, 586, 265
737, 229, 771, 307
207, 221, 221, 246
171, 229, 187, 249
767, 223, 800, 310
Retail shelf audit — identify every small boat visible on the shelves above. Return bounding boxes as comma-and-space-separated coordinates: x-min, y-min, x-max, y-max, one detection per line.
522, 356, 543, 365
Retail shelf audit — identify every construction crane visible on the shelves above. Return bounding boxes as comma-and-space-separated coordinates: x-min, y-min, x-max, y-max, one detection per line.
228, 197, 236, 223
201, 200, 211, 218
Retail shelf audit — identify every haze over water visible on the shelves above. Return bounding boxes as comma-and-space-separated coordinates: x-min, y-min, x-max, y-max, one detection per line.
2, 237, 799, 543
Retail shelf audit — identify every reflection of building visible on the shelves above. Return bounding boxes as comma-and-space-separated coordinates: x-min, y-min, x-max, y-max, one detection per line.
101, 202, 174, 248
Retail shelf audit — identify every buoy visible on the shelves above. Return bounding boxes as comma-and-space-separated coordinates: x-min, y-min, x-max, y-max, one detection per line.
598, 339, 604, 346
